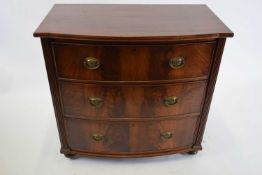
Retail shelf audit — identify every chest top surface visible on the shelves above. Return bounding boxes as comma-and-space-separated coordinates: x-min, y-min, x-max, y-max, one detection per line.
33, 4, 233, 41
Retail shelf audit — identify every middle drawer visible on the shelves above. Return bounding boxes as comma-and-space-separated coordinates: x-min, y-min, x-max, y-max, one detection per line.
59, 81, 206, 119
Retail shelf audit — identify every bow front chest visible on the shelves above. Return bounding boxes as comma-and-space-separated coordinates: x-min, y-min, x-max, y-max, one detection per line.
34, 4, 233, 158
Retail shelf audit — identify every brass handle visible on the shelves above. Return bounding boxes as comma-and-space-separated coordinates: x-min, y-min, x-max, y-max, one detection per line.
83, 57, 100, 69
92, 133, 104, 141
164, 96, 178, 106
160, 132, 173, 140
169, 57, 185, 69
89, 97, 104, 108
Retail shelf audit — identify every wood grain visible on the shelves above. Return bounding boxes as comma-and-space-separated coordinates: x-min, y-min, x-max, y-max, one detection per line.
34, 4, 233, 41
59, 81, 207, 118
194, 38, 227, 147
52, 42, 215, 81
34, 4, 233, 158
40, 38, 70, 153
65, 115, 198, 153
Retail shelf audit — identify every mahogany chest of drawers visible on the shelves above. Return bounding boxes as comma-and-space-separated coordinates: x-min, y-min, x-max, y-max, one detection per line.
34, 4, 233, 158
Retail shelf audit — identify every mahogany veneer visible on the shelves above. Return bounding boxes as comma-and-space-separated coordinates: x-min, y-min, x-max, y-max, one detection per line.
34, 4, 233, 158
65, 116, 198, 154
52, 42, 215, 81
60, 81, 206, 118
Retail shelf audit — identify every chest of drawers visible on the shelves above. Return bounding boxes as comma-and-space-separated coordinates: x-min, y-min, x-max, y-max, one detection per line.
34, 4, 233, 158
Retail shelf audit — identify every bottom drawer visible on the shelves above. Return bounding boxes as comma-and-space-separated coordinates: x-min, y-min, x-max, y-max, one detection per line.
65, 115, 199, 154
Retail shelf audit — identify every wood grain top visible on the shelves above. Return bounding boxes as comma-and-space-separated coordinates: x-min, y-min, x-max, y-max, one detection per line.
34, 4, 233, 41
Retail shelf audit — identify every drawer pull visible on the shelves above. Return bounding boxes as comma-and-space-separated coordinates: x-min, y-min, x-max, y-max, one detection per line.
89, 97, 104, 108
92, 133, 104, 141
160, 132, 173, 140
83, 57, 100, 69
164, 96, 178, 106
169, 57, 185, 69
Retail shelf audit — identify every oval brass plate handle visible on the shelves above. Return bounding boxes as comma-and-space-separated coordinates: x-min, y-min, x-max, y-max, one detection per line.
83, 57, 100, 69
92, 133, 104, 141
169, 57, 185, 69
89, 97, 104, 108
164, 96, 178, 106
160, 132, 173, 140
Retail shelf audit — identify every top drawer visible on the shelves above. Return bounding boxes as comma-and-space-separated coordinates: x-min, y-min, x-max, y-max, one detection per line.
51, 42, 215, 81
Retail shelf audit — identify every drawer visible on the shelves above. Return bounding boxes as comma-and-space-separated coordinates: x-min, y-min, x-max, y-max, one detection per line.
65, 115, 198, 153
52, 42, 215, 81
60, 81, 206, 118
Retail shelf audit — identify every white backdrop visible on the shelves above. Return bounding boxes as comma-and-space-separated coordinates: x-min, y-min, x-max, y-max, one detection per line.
1, 0, 262, 175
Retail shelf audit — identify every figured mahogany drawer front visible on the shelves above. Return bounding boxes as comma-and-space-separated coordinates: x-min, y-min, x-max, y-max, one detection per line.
60, 81, 206, 118
52, 42, 215, 81
65, 115, 198, 153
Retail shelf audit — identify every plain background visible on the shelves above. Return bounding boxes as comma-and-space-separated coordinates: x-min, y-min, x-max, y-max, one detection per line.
1, 0, 261, 174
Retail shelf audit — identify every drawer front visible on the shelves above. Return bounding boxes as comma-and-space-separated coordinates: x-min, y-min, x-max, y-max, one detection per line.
52, 42, 215, 81
65, 116, 198, 153
60, 81, 206, 118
